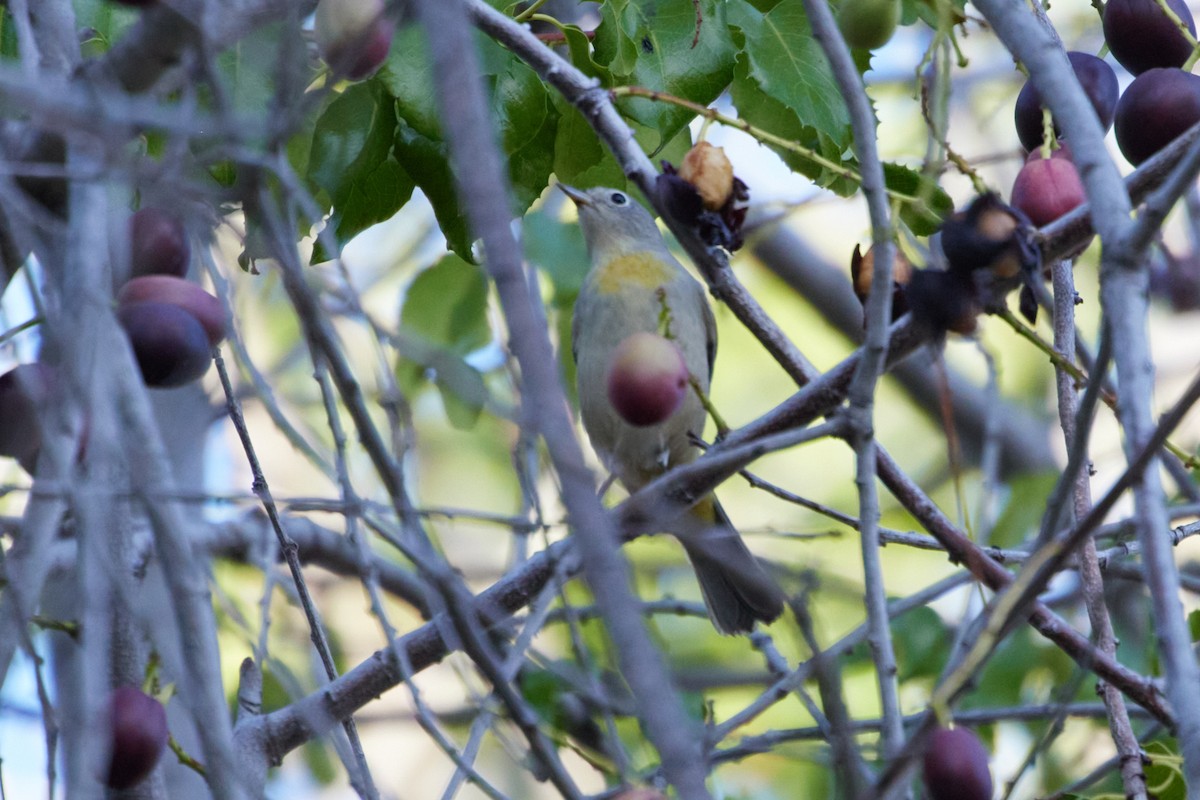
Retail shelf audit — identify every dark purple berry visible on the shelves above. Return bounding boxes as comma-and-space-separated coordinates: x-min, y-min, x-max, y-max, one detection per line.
1104, 0, 1196, 76
129, 207, 190, 278
1114, 68, 1200, 165
118, 303, 213, 388
923, 726, 993, 800
117, 275, 226, 346
1014, 52, 1118, 151
105, 687, 168, 790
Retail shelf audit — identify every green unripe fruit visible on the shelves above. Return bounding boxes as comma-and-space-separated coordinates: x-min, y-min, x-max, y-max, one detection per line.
836, 0, 900, 50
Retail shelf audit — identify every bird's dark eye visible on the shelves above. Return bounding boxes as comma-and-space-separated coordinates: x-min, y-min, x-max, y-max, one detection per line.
610, 192, 628, 205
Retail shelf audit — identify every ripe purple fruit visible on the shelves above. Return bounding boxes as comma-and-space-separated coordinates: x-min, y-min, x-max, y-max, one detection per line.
605, 332, 689, 427
118, 302, 213, 388
105, 686, 168, 790
1114, 68, 1200, 165
923, 726, 993, 800
129, 207, 190, 278
315, 0, 394, 81
117, 275, 226, 346
1011, 155, 1086, 227
1104, 0, 1196, 76
1013, 52, 1118, 152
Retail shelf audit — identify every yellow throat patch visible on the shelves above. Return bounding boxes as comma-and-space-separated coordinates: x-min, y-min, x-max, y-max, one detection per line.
593, 251, 677, 294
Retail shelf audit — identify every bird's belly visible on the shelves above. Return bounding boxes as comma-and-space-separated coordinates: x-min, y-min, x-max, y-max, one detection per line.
574, 286, 710, 489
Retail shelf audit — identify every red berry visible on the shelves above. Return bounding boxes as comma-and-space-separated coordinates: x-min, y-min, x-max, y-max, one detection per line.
605, 332, 690, 427
105, 687, 168, 790
1011, 155, 1086, 227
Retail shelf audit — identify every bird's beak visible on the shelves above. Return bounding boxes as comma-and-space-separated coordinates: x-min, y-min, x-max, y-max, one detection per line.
558, 184, 590, 207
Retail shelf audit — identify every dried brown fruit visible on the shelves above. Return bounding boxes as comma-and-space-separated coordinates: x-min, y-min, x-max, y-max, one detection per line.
677, 141, 734, 211
907, 267, 981, 336
849, 243, 912, 324
657, 160, 750, 252
939, 192, 1041, 319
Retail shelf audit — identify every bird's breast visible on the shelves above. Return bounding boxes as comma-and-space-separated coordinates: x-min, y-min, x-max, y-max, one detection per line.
591, 251, 678, 294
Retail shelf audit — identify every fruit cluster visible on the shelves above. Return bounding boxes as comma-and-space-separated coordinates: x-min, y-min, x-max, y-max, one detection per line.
851, 1, 1200, 334
0, 208, 226, 472
1011, 0, 1199, 226
852, 194, 1039, 335
117, 208, 227, 389
109, 0, 394, 81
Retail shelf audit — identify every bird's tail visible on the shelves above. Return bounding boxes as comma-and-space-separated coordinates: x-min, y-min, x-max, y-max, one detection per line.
673, 496, 784, 635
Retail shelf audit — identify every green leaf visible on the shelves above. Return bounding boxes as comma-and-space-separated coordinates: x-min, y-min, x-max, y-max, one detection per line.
1189, 609, 1200, 642
524, 210, 590, 298
594, 0, 736, 150
988, 470, 1059, 549
394, 122, 474, 260
893, 606, 950, 682
218, 25, 285, 118
307, 81, 415, 257
396, 255, 493, 428
73, 0, 139, 57
395, 332, 489, 430
882, 162, 954, 236
538, 18, 613, 82
401, 254, 491, 356
900, 0, 967, 28
377, 26, 563, 260
727, 0, 852, 187
490, 59, 559, 212
376, 27, 472, 259
728, 0, 849, 143
1144, 741, 1188, 800
519, 667, 568, 720
729, 68, 839, 183
552, 96, 628, 189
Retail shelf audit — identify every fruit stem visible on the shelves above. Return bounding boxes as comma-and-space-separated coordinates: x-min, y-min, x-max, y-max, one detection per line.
0, 315, 43, 348
688, 374, 730, 437
514, 0, 552, 23
29, 615, 79, 639
1039, 107, 1054, 160
168, 735, 208, 778
996, 308, 1200, 469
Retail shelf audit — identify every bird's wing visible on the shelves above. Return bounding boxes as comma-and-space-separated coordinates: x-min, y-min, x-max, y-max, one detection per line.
701, 283, 717, 382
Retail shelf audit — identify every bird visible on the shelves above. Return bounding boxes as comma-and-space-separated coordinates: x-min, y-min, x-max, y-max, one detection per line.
562, 183, 784, 635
